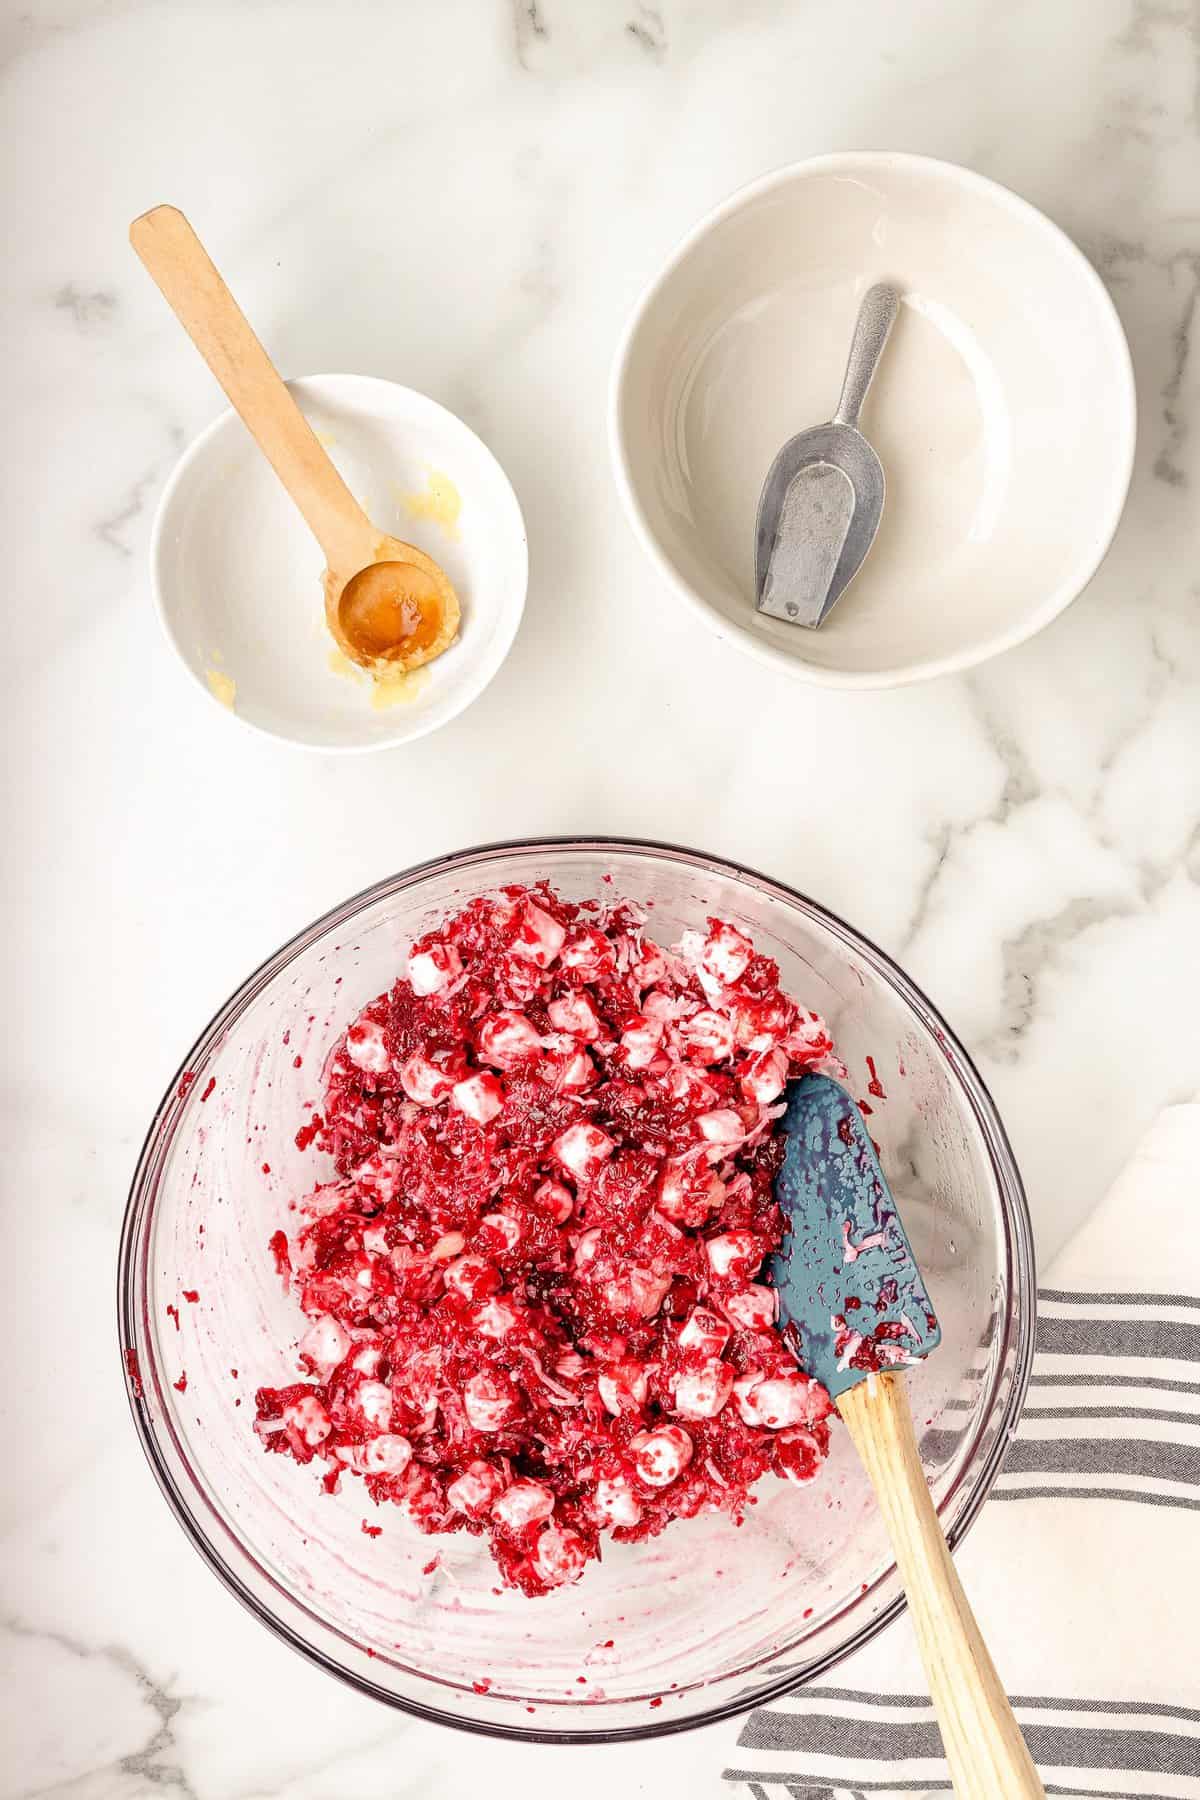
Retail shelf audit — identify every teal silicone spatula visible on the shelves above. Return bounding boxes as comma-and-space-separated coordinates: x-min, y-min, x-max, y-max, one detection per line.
770, 1075, 1043, 1800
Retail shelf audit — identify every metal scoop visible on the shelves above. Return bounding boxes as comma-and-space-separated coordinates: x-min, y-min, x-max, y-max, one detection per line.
755, 283, 900, 629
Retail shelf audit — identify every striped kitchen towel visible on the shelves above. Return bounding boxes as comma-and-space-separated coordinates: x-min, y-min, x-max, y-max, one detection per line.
724, 1101, 1200, 1799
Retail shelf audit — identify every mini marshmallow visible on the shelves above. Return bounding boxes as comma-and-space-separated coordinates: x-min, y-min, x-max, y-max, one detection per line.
553, 1122, 615, 1180
631, 1424, 693, 1488
705, 1231, 763, 1279
597, 1359, 649, 1416
666, 1064, 719, 1107
547, 992, 602, 1040
620, 1018, 664, 1069
357, 1380, 393, 1428
446, 1460, 506, 1516
572, 1228, 602, 1271
554, 1047, 596, 1093
678, 1306, 733, 1356
479, 1210, 523, 1252
532, 1180, 574, 1223
401, 1052, 454, 1106
720, 1283, 777, 1330
622, 1266, 673, 1320
463, 1370, 520, 1431
360, 1433, 413, 1475
407, 942, 462, 996
672, 1358, 734, 1421
700, 921, 753, 986
740, 1045, 790, 1105
532, 1524, 587, 1587
559, 927, 614, 979
297, 1314, 351, 1379
657, 1160, 725, 1227
491, 1480, 555, 1531
591, 1474, 643, 1528
682, 1009, 736, 1064
511, 900, 566, 967
452, 1072, 505, 1125
345, 1018, 390, 1074
696, 1108, 745, 1146
477, 1011, 543, 1069
282, 1394, 331, 1448
471, 1297, 520, 1339
735, 1373, 819, 1430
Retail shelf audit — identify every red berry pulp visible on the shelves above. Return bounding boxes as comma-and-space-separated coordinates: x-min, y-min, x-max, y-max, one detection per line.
254, 886, 838, 1595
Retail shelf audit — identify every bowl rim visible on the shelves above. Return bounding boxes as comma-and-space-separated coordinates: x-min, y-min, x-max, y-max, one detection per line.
608, 149, 1138, 690
118, 833, 1037, 1743
148, 371, 529, 754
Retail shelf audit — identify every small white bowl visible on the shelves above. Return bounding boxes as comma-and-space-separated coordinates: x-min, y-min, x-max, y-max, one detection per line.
151, 374, 527, 750
610, 153, 1136, 688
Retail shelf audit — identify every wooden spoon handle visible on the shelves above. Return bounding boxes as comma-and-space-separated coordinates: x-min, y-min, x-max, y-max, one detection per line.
838, 1372, 1044, 1799
130, 205, 371, 571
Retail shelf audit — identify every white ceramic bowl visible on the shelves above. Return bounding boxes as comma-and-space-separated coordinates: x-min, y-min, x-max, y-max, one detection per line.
610, 153, 1136, 688
151, 374, 527, 750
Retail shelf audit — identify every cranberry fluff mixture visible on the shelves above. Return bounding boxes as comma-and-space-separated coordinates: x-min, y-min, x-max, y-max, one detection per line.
255, 887, 841, 1596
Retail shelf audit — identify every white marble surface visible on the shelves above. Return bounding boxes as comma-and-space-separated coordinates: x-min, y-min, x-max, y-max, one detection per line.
5, 1, 1200, 1794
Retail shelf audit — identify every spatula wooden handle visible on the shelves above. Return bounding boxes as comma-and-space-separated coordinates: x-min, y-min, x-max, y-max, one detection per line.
129, 204, 371, 571
838, 1371, 1044, 1799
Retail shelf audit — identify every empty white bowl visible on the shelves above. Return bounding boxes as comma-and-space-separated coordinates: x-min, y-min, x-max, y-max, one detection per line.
151, 374, 527, 750
610, 153, 1136, 688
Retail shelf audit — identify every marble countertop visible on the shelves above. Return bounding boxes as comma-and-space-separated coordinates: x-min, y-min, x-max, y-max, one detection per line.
5, 1, 1200, 1794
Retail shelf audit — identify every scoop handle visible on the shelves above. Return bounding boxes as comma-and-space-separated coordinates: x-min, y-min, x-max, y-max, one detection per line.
838, 1371, 1044, 1799
129, 205, 372, 572
833, 283, 900, 426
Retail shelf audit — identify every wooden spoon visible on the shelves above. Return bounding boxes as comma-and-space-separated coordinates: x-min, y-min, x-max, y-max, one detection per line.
770, 1073, 1044, 1799
130, 205, 459, 674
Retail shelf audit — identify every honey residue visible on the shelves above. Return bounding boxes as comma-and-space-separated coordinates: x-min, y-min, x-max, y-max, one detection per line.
399, 469, 461, 539
370, 665, 431, 710
338, 560, 449, 663
327, 646, 364, 681
325, 542, 459, 676
205, 668, 236, 709
327, 640, 430, 710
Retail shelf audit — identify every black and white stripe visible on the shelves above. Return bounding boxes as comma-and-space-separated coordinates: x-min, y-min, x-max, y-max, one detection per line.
724, 1288, 1200, 1798
992, 1290, 1200, 1514
726, 1689, 1200, 1797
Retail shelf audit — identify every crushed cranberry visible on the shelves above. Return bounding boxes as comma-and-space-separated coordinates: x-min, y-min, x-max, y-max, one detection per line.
295, 1114, 323, 1152
252, 887, 837, 1596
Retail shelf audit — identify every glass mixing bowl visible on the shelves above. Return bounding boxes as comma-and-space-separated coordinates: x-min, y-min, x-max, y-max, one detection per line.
118, 838, 1034, 1741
